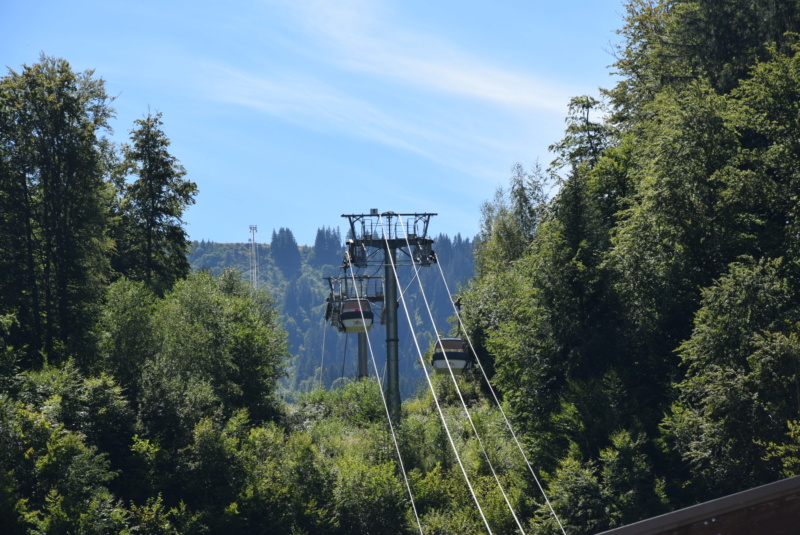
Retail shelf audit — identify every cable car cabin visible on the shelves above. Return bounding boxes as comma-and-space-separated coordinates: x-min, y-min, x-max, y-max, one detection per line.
431, 338, 471, 375
339, 298, 374, 333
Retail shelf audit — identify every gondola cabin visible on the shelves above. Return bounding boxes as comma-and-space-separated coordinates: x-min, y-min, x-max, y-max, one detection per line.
339, 298, 374, 333
431, 338, 471, 375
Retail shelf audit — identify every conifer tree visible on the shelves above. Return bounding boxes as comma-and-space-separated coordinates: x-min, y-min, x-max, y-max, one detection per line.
115, 112, 197, 295
270, 227, 302, 276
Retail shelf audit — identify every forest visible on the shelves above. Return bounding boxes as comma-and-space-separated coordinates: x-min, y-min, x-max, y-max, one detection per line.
3, 0, 800, 533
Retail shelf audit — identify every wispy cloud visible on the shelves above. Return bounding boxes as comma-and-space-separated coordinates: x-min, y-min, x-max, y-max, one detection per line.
283, 0, 572, 113
199, 0, 573, 180
203, 64, 532, 176
206, 66, 427, 154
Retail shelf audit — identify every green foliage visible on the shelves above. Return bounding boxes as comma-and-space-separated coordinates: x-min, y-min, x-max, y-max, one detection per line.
180, 413, 248, 529
0, 314, 22, 395
662, 259, 800, 498
311, 226, 343, 268
114, 112, 198, 296
138, 270, 287, 448
15, 364, 130, 479
536, 451, 607, 535
599, 430, 668, 525
474, 163, 548, 276
762, 420, 800, 478
128, 495, 182, 534
607, 0, 800, 120
233, 424, 336, 534
334, 457, 408, 534
0, 394, 127, 533
529, 434, 662, 535
731, 44, 800, 260
95, 278, 156, 401
609, 80, 738, 358
0, 54, 114, 367
549, 95, 611, 174
294, 380, 387, 429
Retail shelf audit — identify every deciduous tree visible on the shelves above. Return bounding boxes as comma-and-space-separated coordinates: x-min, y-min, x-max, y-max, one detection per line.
0, 55, 114, 367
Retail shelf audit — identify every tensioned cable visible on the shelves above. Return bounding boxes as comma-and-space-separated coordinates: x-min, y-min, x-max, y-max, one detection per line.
345, 259, 424, 535
396, 216, 526, 535
353, 264, 386, 384
378, 215, 494, 535
434, 258, 567, 535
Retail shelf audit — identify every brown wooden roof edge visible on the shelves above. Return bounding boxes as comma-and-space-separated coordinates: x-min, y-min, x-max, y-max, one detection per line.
593, 474, 800, 535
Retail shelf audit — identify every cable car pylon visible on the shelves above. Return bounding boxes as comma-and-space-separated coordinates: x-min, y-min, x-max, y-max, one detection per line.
323, 209, 437, 423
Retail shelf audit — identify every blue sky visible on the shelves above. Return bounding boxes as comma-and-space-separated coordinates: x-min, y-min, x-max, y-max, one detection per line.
2, 0, 624, 246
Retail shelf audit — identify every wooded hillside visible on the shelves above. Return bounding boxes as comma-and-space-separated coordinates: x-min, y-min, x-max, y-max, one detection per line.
188, 231, 475, 398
